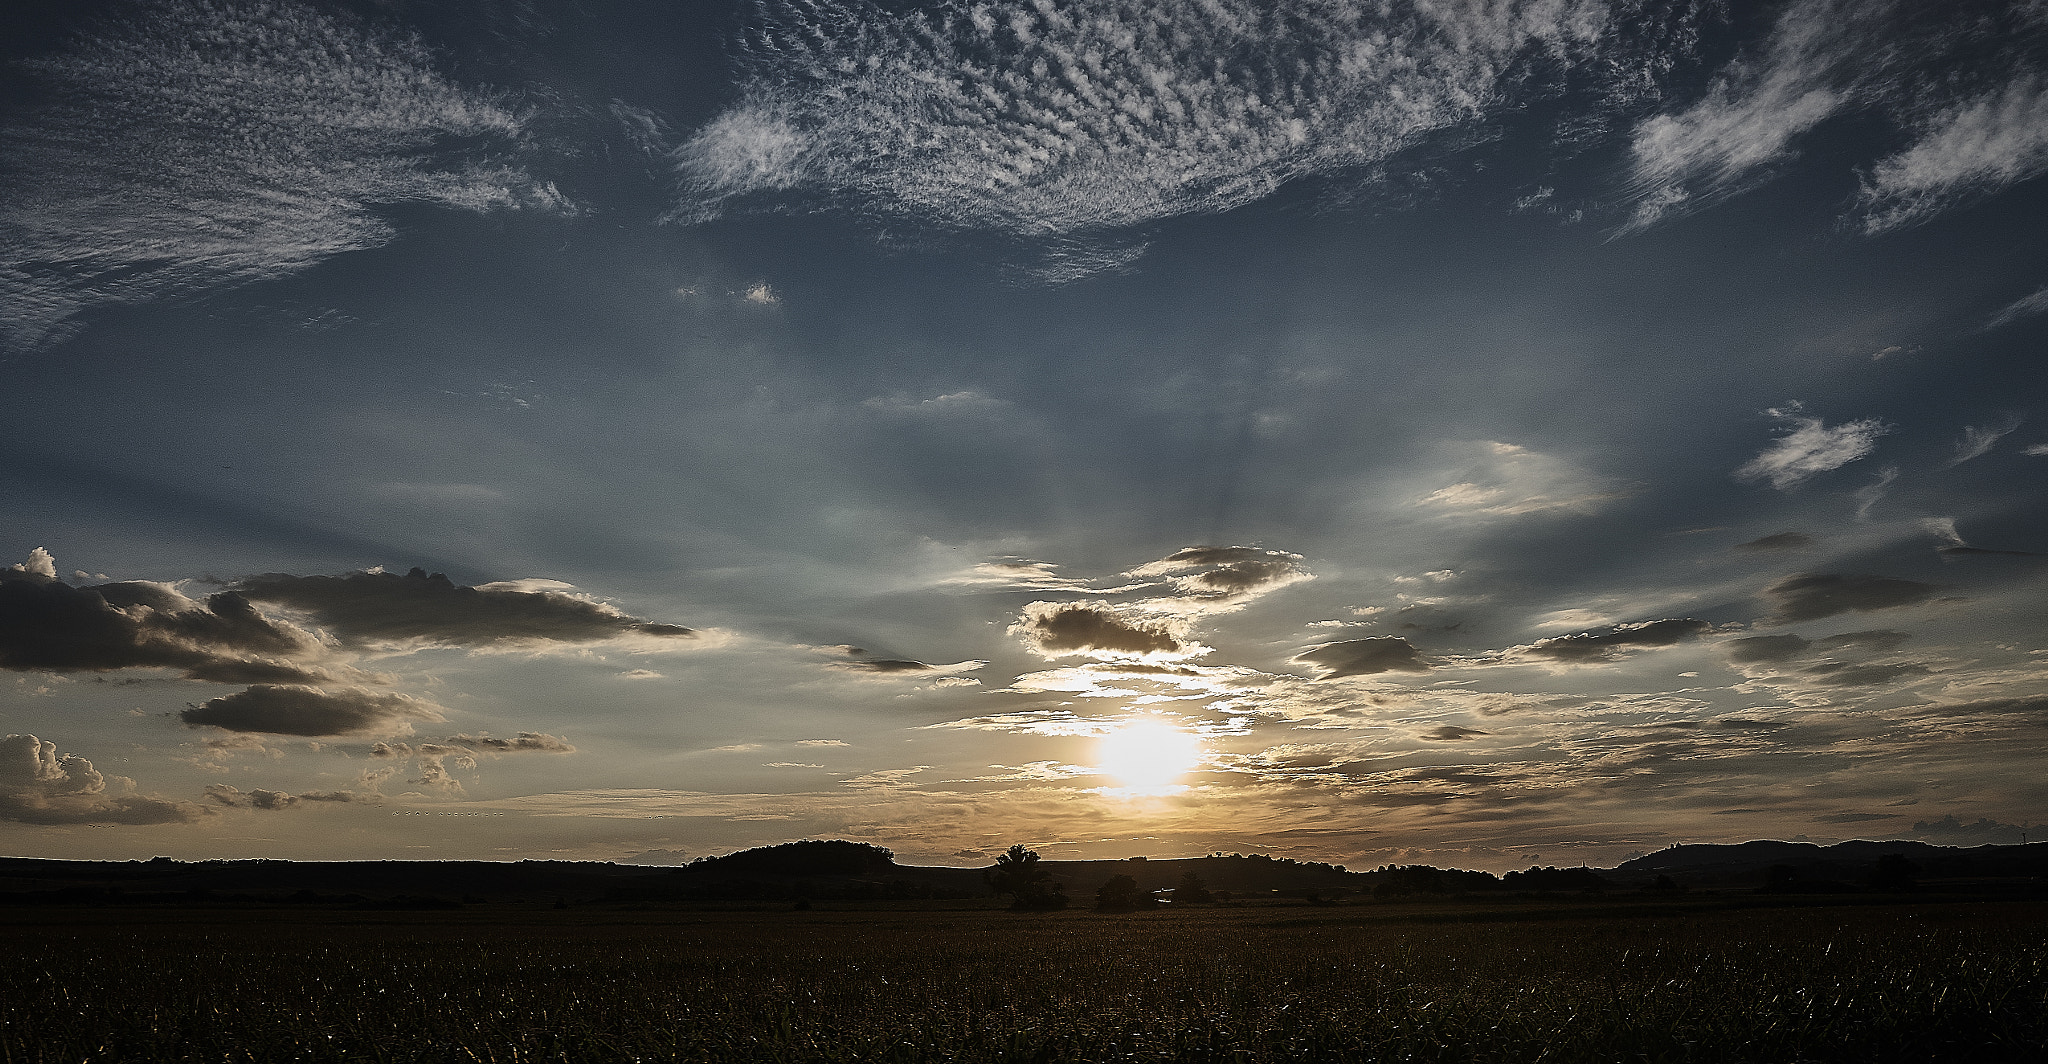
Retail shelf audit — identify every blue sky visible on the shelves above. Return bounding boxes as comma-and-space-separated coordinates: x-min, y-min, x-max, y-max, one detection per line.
3, 0, 2046, 869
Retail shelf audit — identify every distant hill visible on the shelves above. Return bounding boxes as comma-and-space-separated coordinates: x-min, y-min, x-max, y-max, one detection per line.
1, 839, 2040, 909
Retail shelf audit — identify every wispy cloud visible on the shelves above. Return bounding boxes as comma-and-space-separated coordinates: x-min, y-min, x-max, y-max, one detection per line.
1951, 413, 2025, 465
1620, 0, 1864, 231
1622, 0, 2048, 233
1986, 286, 2048, 330
0, 0, 563, 353
1734, 404, 1891, 489
1861, 74, 2048, 232
669, 0, 1639, 275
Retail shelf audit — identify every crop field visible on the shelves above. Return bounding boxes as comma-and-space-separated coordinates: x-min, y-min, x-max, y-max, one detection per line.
2, 898, 2044, 1063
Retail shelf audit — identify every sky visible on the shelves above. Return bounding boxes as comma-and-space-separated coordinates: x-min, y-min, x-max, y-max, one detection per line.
3, 0, 2046, 871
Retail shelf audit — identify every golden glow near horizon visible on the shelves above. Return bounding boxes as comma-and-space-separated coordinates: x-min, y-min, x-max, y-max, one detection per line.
1095, 717, 1205, 796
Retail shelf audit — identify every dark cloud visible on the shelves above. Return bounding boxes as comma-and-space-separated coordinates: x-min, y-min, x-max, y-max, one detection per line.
1937, 545, 2044, 558
436, 732, 576, 755
1725, 633, 1812, 663
1817, 630, 1911, 652
0, 733, 203, 825
1912, 814, 2028, 845
1713, 719, 1790, 730
1011, 602, 1183, 659
834, 659, 936, 673
182, 684, 447, 737
1736, 532, 1814, 552
1806, 661, 1932, 687
1763, 574, 1938, 624
1127, 546, 1311, 601
1, 557, 333, 683
1521, 618, 1713, 663
203, 784, 366, 809
625, 848, 692, 865
1293, 636, 1430, 679
232, 567, 693, 649
1421, 725, 1488, 741
1813, 811, 1898, 823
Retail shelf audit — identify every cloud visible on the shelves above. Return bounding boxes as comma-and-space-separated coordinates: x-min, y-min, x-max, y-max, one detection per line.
0, 550, 340, 684
1804, 660, 1932, 686
1762, 573, 1939, 623
830, 657, 988, 677
669, 0, 1638, 275
1734, 405, 1891, 489
1622, 0, 2048, 233
1861, 74, 2048, 233
797, 739, 850, 748
1416, 442, 1626, 517
181, 684, 448, 737
1987, 286, 2048, 330
435, 732, 576, 755
1421, 725, 1488, 741
1951, 414, 2026, 465
862, 390, 1009, 417
942, 558, 1100, 592
1293, 637, 1431, 679
1620, 0, 1866, 230
233, 567, 693, 650
1125, 546, 1312, 604
203, 784, 367, 810
1725, 633, 1812, 664
1911, 814, 2028, 845
1010, 601, 1191, 660
0, 733, 202, 825
1517, 618, 1712, 664
0, 0, 562, 354
1736, 532, 1813, 552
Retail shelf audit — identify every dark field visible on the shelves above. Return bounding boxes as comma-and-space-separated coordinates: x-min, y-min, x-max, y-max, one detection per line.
4, 899, 2045, 1063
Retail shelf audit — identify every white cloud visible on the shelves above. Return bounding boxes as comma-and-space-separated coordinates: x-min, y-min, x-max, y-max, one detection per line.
669, 0, 1630, 276
1734, 404, 1891, 489
862, 390, 1009, 416
1620, 0, 1864, 231
1986, 286, 2048, 331
1415, 441, 1625, 517
1621, 0, 2048, 234
1861, 74, 2048, 233
1951, 414, 2025, 465
0, 0, 562, 354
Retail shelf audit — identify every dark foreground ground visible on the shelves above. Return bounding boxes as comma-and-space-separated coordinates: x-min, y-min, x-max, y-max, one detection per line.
3, 895, 2044, 1063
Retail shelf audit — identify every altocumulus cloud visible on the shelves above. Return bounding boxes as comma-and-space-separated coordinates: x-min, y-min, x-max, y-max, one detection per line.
669, 0, 1658, 275
0, 734, 202, 825
0, 0, 564, 353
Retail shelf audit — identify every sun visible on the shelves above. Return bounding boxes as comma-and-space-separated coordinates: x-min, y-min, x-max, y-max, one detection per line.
1095, 718, 1205, 795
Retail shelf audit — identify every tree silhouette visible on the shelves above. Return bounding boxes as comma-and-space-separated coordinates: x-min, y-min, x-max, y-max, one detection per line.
987, 844, 1067, 910
1173, 869, 1212, 903
1094, 873, 1155, 911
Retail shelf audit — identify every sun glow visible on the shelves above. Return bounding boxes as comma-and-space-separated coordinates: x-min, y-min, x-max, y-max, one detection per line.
1095, 718, 1204, 795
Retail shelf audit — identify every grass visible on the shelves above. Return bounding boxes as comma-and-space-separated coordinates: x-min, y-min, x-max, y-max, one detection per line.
1, 898, 2043, 1062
